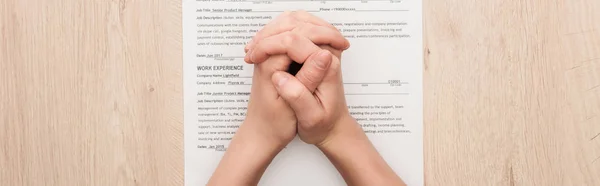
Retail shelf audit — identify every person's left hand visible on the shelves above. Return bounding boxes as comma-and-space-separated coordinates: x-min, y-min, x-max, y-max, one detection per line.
239, 54, 298, 149
239, 10, 349, 149
244, 10, 349, 64
207, 10, 348, 186
208, 52, 330, 186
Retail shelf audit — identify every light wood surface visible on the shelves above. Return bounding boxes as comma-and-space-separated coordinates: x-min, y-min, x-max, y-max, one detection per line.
1, 0, 599, 185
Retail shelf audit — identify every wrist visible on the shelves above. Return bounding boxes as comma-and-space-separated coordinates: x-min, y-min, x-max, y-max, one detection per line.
207, 121, 284, 186
237, 120, 287, 153
240, 119, 292, 150
314, 115, 405, 186
316, 114, 366, 150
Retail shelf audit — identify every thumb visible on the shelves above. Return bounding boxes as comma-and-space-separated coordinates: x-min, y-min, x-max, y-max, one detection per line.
272, 71, 323, 123
295, 49, 332, 92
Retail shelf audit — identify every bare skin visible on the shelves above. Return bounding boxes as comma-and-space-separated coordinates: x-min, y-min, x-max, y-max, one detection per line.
207, 11, 406, 186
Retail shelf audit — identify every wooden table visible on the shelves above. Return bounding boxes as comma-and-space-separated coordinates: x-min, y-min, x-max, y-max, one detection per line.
1, 0, 599, 185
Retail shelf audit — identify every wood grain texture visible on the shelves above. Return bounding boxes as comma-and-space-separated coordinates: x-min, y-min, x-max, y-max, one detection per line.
0, 0, 183, 185
0, 0, 598, 185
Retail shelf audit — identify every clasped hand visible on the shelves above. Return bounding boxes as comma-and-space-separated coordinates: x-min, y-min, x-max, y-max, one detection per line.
207, 11, 406, 186
241, 10, 352, 148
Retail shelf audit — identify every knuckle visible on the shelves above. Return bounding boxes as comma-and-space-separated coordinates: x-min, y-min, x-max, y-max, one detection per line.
298, 69, 319, 86
289, 10, 298, 17
283, 16, 298, 26
268, 55, 291, 71
328, 58, 342, 75
281, 32, 298, 47
308, 26, 326, 42
307, 25, 322, 34
291, 21, 305, 32
253, 41, 264, 53
292, 10, 308, 17
311, 57, 328, 71
294, 22, 313, 35
281, 11, 293, 17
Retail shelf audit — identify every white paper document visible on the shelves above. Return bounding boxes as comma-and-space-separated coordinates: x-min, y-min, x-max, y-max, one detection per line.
183, 0, 423, 185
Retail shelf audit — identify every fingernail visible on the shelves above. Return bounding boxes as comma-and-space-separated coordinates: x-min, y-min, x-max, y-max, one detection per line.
314, 50, 331, 69
248, 41, 255, 49
245, 40, 255, 51
244, 49, 252, 63
274, 72, 289, 87
249, 50, 256, 62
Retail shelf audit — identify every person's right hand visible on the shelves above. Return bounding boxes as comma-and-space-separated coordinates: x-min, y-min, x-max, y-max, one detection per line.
243, 11, 354, 146
244, 11, 406, 186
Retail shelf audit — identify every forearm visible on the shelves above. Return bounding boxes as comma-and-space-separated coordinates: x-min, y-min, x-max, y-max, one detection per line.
207, 122, 284, 186
318, 116, 406, 186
